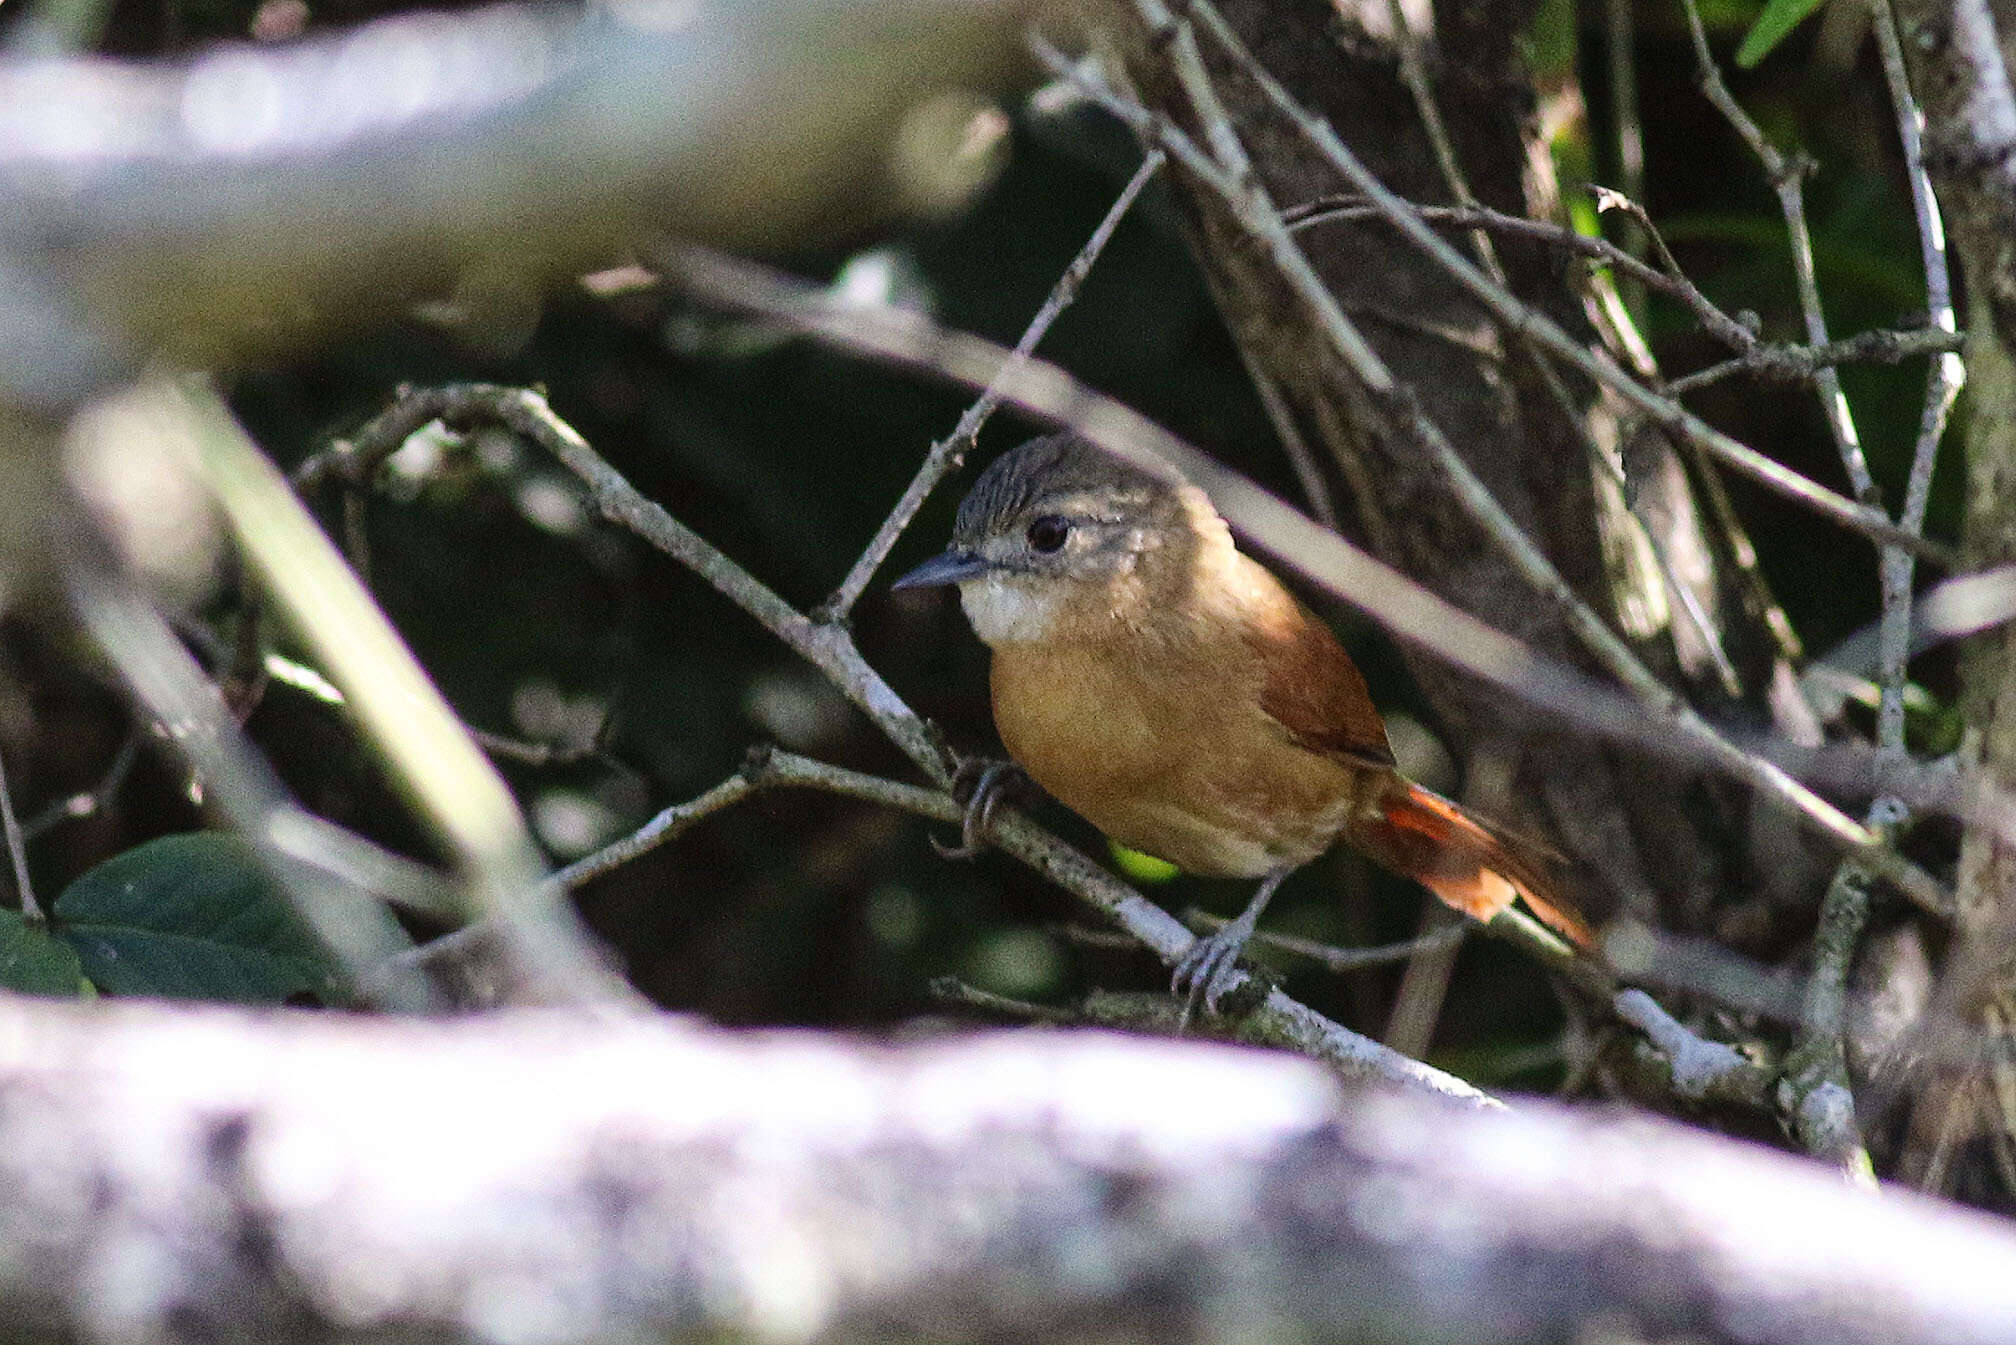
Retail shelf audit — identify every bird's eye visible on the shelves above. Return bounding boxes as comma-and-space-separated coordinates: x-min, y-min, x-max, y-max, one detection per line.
1026, 516, 1070, 554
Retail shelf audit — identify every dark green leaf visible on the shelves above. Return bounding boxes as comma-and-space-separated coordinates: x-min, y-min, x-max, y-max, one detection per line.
1736, 0, 1827, 67
53, 833, 344, 1004
0, 909, 85, 996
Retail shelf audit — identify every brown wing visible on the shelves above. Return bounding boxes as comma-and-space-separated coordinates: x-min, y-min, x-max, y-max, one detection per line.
1236, 559, 1395, 768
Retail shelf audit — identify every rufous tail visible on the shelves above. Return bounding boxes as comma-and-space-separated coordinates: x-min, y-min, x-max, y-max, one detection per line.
1348, 777, 1595, 951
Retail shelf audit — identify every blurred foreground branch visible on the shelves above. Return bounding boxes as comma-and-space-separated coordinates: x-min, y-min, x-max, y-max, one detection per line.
0, 0, 1041, 408
0, 1000, 2013, 1345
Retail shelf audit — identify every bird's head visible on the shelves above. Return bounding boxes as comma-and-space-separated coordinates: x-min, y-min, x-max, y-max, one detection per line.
893, 432, 1228, 647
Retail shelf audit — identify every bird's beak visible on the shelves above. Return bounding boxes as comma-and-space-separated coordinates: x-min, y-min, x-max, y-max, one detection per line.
891, 547, 990, 591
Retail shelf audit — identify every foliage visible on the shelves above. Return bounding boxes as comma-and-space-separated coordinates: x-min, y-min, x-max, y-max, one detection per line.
1736, 0, 1829, 67
0, 834, 348, 1004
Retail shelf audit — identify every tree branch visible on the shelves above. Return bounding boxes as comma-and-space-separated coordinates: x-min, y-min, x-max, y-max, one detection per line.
0, 0, 1044, 408
303, 383, 1491, 1103
0, 1000, 2013, 1345
817, 148, 1167, 623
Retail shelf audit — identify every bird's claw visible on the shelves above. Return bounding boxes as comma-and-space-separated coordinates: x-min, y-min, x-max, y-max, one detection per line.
932, 759, 1025, 860
1171, 926, 1254, 1026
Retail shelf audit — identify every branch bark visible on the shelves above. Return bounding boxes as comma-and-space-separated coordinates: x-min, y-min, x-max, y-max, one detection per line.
0, 998, 2013, 1345
1892, 0, 2016, 1191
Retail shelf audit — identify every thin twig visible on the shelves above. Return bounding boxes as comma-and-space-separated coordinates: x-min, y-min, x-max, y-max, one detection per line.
1232, 335, 1339, 527
1287, 197, 1755, 352
816, 148, 1166, 624
1187, 908, 1467, 972
1872, 0, 1965, 757
1129, 11, 1948, 568
1680, 0, 1875, 506
928, 976, 1081, 1024
22, 729, 142, 841
1783, 0, 1963, 1179
468, 726, 610, 770
1589, 185, 1698, 305
556, 747, 962, 891
0, 747, 39, 925
1664, 325, 1966, 396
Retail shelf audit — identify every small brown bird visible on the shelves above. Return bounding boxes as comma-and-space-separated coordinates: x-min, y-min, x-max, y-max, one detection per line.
894, 432, 1590, 1013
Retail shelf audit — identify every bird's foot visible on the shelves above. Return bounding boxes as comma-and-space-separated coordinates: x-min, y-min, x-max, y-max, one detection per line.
932, 758, 1029, 860
1172, 917, 1260, 1025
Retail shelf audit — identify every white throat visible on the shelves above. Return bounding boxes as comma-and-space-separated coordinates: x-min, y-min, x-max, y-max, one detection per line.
958, 574, 1064, 646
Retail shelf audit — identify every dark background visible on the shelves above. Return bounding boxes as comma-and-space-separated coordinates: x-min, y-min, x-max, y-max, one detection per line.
0, 0, 1958, 1088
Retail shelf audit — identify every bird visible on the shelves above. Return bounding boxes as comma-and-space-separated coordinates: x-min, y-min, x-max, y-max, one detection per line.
892, 431, 1593, 1015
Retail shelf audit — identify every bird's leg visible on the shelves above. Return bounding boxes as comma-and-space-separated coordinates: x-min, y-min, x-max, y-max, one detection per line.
1172, 865, 1291, 1022
932, 758, 1029, 860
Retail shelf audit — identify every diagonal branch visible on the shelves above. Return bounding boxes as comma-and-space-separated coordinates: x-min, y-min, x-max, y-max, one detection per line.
818, 148, 1167, 623
1286, 194, 1759, 352
1127, 7, 1947, 567
301, 382, 1493, 1103
1679, 0, 1875, 505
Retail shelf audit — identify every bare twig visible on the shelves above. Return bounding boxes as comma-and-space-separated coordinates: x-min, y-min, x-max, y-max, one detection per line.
62, 554, 440, 1012
1136, 9, 1950, 568
1589, 185, 1699, 307
0, 746, 39, 924
21, 729, 142, 841
1187, 909, 1466, 972
1615, 988, 1776, 1106
468, 726, 611, 770
1679, 0, 1875, 504
1665, 325, 1967, 396
1871, 0, 1965, 755
1286, 196, 1757, 353
1232, 340, 1339, 527
1781, 0, 1963, 1179
928, 976, 1081, 1024
559, 747, 963, 891
816, 148, 1166, 623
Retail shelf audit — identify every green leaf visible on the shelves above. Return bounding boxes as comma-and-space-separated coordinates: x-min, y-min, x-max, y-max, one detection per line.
53, 833, 345, 1004
1736, 0, 1826, 67
1109, 841, 1179, 884
0, 909, 85, 996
